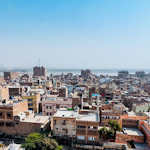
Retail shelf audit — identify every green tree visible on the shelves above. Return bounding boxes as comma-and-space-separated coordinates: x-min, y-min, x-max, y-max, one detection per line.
108, 120, 121, 139
22, 133, 43, 150
42, 137, 63, 150
22, 133, 62, 150
99, 127, 109, 141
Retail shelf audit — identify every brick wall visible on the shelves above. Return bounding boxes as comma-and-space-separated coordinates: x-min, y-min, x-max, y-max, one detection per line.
116, 132, 144, 144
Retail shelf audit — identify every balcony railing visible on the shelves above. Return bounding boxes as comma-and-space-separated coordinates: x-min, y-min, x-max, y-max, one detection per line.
76, 128, 86, 134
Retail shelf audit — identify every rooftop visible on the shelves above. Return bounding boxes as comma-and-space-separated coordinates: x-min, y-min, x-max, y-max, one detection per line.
76, 113, 99, 122
53, 110, 78, 118
20, 114, 49, 124
0, 99, 27, 107
53, 109, 99, 122
123, 128, 144, 136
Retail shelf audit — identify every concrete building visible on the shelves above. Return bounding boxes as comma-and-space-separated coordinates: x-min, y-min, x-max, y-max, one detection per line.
100, 103, 127, 126
58, 87, 68, 97
81, 69, 91, 79
22, 93, 40, 113
52, 110, 77, 138
8, 86, 23, 97
4, 72, 19, 81
116, 128, 144, 144
136, 71, 145, 78
132, 102, 150, 113
0, 99, 49, 136
42, 97, 72, 116
118, 71, 129, 78
0, 86, 9, 101
33, 66, 46, 77
76, 110, 100, 144
139, 121, 150, 147
52, 109, 100, 144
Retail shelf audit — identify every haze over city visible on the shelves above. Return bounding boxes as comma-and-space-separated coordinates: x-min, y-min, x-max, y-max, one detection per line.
0, 0, 150, 69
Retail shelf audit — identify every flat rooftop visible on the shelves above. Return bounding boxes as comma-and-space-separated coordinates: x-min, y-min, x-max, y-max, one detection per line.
0, 99, 27, 107
76, 113, 99, 122
54, 109, 99, 122
124, 128, 144, 136
134, 143, 150, 150
53, 110, 78, 118
20, 115, 49, 124
128, 111, 136, 116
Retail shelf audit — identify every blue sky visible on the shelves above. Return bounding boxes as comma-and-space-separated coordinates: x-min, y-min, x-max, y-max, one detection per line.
0, 0, 150, 69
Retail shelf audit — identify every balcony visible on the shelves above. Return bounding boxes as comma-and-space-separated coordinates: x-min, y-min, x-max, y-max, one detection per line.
87, 129, 98, 136
76, 128, 86, 134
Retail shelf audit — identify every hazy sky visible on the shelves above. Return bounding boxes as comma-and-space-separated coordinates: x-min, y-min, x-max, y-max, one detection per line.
0, 0, 150, 69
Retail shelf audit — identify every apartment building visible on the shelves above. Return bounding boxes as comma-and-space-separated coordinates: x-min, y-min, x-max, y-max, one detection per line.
58, 87, 68, 97
52, 109, 100, 144
8, 86, 23, 97
118, 71, 129, 78
0, 99, 49, 136
42, 97, 72, 116
33, 66, 46, 77
100, 103, 127, 126
0, 99, 28, 135
139, 121, 150, 147
132, 102, 150, 113
76, 110, 99, 144
4, 72, 19, 81
120, 115, 148, 128
116, 128, 144, 144
22, 93, 40, 113
52, 110, 77, 138
114, 115, 150, 148
0, 86, 9, 100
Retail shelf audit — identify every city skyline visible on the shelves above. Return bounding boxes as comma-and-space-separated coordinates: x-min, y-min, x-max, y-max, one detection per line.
0, 0, 150, 69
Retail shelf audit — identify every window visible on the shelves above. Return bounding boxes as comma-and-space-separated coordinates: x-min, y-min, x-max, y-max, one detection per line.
88, 126, 97, 129
16, 122, 19, 125
77, 125, 86, 129
6, 122, 14, 127
62, 128, 68, 134
56, 104, 59, 109
77, 136, 85, 140
62, 120, 66, 125
28, 103, 33, 106
0, 112, 3, 118
46, 112, 49, 116
28, 99, 32, 102
7, 113, 12, 119
88, 137, 95, 141
0, 122, 4, 126
54, 120, 56, 125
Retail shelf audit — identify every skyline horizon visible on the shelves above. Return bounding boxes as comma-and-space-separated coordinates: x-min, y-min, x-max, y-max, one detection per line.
1, 66, 150, 71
